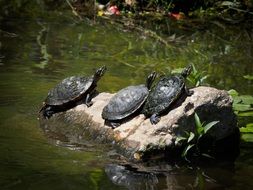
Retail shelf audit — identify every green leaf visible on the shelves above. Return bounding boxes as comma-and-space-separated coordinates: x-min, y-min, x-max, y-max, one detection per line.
233, 104, 252, 112
240, 95, 253, 105
192, 63, 197, 73
238, 111, 253, 117
195, 80, 200, 87
187, 132, 195, 143
240, 123, 253, 133
171, 68, 183, 74
241, 133, 253, 142
247, 123, 253, 128
244, 75, 253, 80
175, 136, 187, 144
194, 113, 203, 135
203, 121, 219, 134
227, 89, 239, 97
183, 131, 190, 136
232, 96, 242, 104
201, 153, 214, 159
182, 144, 195, 157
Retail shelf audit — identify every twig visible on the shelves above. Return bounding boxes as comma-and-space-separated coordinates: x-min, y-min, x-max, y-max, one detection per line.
65, 0, 82, 20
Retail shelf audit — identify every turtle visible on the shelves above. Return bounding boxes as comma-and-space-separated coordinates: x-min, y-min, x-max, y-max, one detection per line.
142, 64, 192, 125
40, 66, 107, 119
102, 72, 157, 128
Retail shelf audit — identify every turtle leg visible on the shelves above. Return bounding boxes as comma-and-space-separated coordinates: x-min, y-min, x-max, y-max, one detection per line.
185, 86, 193, 96
43, 106, 55, 119
150, 114, 160, 125
110, 122, 121, 129
104, 120, 120, 129
85, 93, 93, 107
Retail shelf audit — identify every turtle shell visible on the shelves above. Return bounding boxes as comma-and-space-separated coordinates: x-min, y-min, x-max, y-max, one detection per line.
102, 85, 149, 121
45, 76, 94, 106
143, 75, 185, 116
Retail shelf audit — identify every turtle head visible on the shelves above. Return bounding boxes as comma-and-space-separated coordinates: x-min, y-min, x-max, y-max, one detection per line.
181, 64, 192, 78
94, 65, 107, 82
146, 71, 157, 89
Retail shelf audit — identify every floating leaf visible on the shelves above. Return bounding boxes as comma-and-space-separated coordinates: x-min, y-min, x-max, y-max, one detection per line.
203, 121, 219, 134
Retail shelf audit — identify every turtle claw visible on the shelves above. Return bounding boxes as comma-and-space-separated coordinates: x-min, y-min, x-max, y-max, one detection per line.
150, 114, 160, 125
104, 120, 120, 129
185, 86, 193, 96
110, 122, 120, 129
85, 101, 93, 107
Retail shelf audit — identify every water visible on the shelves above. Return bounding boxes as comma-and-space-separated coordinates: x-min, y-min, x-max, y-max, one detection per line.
0, 9, 253, 190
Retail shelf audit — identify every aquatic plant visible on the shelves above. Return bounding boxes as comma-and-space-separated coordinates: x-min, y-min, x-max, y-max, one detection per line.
228, 89, 253, 142
171, 63, 208, 87
175, 113, 219, 161
228, 89, 253, 117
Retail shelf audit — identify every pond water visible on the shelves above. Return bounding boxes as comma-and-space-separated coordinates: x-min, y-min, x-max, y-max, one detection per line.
0, 9, 253, 190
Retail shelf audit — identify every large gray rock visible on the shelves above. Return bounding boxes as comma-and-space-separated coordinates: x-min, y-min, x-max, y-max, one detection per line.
39, 86, 239, 161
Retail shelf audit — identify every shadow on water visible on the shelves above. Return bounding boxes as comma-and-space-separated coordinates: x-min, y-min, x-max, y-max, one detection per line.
0, 3, 253, 189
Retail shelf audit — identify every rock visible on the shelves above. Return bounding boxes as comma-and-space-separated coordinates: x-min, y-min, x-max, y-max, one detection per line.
39, 86, 239, 161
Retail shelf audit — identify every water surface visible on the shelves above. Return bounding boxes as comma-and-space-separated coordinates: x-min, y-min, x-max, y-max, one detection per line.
0, 10, 253, 190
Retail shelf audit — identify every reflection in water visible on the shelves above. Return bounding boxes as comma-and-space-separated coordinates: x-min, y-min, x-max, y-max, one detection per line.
105, 163, 235, 190
35, 21, 52, 69
105, 164, 159, 190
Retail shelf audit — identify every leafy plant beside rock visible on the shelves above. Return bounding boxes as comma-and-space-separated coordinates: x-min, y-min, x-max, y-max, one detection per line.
175, 113, 219, 161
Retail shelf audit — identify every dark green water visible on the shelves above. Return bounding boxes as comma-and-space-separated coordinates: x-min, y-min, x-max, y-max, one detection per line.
0, 10, 253, 189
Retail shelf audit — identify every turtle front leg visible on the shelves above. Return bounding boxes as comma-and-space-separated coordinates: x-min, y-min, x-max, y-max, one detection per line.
185, 86, 193, 96
85, 93, 93, 107
43, 106, 55, 119
104, 120, 121, 129
150, 114, 160, 125
84, 89, 99, 107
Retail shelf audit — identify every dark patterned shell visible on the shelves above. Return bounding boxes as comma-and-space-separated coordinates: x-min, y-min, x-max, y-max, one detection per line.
102, 85, 149, 121
143, 75, 185, 116
45, 76, 93, 105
